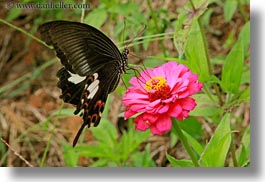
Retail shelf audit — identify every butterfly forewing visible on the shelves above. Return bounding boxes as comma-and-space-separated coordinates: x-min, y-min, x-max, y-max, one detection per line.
38, 20, 128, 146
38, 21, 124, 76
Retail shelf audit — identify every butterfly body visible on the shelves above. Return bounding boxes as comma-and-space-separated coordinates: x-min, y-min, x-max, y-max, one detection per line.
38, 21, 128, 146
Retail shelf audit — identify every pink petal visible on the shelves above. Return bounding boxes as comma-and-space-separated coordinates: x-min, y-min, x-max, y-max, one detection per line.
168, 103, 182, 118
171, 78, 189, 95
153, 66, 165, 78
156, 115, 172, 132
130, 104, 147, 112
150, 124, 163, 135
178, 98, 196, 111
142, 113, 159, 123
157, 104, 169, 114
162, 62, 180, 87
135, 115, 149, 131
176, 110, 189, 120
129, 77, 150, 90
124, 110, 137, 119
146, 99, 161, 112
140, 68, 155, 82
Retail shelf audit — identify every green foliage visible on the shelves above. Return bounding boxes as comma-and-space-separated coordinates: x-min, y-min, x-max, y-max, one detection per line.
130, 144, 156, 167
221, 40, 244, 93
224, 0, 238, 22
236, 126, 250, 167
200, 114, 232, 167
183, 20, 211, 82
174, 0, 209, 59
167, 154, 194, 167
84, 4, 108, 29
190, 94, 221, 117
68, 120, 153, 167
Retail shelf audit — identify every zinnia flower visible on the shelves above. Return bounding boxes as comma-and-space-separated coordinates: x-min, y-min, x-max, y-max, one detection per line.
122, 62, 203, 135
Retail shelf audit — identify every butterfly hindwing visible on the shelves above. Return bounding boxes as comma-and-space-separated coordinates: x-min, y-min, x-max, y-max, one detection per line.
79, 62, 122, 126
72, 63, 122, 146
56, 67, 87, 106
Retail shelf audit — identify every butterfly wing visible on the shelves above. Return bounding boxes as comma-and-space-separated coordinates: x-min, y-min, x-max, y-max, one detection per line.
56, 63, 121, 146
38, 21, 127, 146
38, 20, 124, 76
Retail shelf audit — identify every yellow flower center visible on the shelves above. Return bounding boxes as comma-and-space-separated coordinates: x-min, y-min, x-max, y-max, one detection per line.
144, 76, 167, 91
144, 76, 171, 102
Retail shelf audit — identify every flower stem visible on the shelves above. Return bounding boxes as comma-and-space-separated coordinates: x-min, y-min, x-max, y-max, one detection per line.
172, 120, 200, 167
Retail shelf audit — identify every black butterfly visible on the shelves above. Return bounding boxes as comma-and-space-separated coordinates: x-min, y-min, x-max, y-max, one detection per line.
38, 20, 128, 146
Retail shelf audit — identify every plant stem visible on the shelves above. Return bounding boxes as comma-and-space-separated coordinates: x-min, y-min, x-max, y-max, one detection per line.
147, 0, 167, 56
0, 18, 51, 49
203, 84, 216, 104
172, 120, 200, 167
230, 135, 238, 167
80, 0, 86, 23
197, 18, 224, 106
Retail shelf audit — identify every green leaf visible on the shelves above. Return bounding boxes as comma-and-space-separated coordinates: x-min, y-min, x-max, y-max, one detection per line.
200, 114, 232, 167
192, 0, 209, 7
118, 121, 150, 162
90, 119, 118, 149
239, 0, 250, 4
76, 120, 150, 166
201, 8, 214, 26
238, 21, 250, 54
108, 3, 140, 16
76, 144, 111, 158
84, 6, 107, 29
241, 67, 250, 85
185, 20, 210, 82
179, 117, 203, 139
182, 130, 204, 156
171, 119, 203, 156
174, 1, 208, 59
51, 108, 75, 117
130, 144, 155, 167
170, 130, 178, 148
6, 8, 22, 21
166, 154, 194, 167
90, 159, 109, 167
223, 29, 236, 48
224, 0, 238, 22
237, 126, 250, 167
221, 40, 244, 93
62, 143, 79, 167
144, 58, 165, 68
239, 87, 250, 103
190, 94, 222, 117
190, 106, 221, 117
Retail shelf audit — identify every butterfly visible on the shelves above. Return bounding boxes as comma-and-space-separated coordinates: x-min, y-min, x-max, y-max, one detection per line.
38, 20, 129, 146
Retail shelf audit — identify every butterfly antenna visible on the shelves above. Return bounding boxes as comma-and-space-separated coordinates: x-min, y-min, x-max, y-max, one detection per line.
127, 66, 146, 85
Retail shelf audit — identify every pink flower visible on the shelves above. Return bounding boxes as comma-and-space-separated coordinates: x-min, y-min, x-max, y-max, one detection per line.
122, 62, 203, 135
